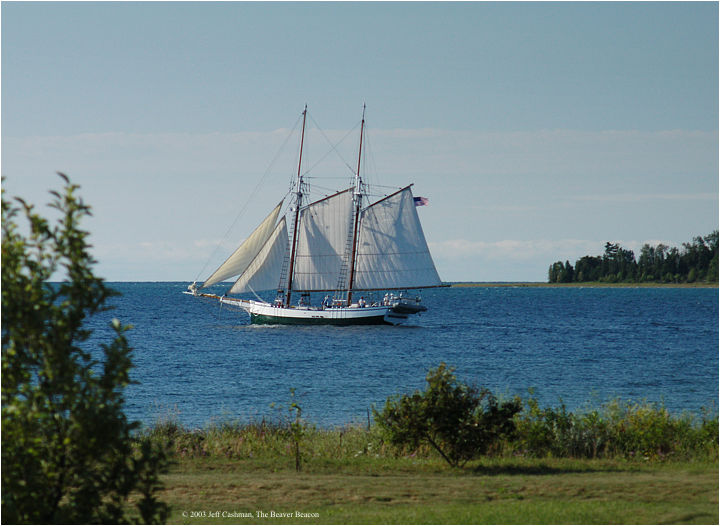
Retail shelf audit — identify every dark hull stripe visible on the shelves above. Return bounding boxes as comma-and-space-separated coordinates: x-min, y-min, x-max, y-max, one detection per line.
250, 313, 393, 326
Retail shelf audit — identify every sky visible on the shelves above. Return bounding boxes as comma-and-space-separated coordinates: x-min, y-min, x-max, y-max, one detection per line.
2, 1, 718, 282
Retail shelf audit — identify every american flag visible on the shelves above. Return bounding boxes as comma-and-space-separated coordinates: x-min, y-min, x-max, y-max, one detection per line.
413, 196, 429, 207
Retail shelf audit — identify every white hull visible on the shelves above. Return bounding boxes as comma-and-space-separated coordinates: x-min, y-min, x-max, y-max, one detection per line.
219, 297, 412, 325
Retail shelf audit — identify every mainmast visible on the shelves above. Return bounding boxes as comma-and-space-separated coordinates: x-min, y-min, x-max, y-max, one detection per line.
284, 104, 307, 307
346, 104, 365, 305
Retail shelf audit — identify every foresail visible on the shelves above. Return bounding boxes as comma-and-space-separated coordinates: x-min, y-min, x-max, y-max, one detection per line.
202, 201, 283, 289
292, 188, 354, 291
353, 186, 441, 290
230, 217, 288, 294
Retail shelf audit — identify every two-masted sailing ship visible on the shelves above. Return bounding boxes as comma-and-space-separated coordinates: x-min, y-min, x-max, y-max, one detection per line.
186, 106, 442, 325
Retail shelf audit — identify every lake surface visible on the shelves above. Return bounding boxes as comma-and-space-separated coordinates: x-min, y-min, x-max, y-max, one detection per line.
85, 284, 718, 428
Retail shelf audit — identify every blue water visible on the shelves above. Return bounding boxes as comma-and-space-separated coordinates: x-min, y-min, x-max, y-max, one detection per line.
84, 284, 718, 428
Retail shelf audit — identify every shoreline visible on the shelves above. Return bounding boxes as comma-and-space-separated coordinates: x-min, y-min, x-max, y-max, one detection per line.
450, 281, 719, 289
91, 281, 718, 288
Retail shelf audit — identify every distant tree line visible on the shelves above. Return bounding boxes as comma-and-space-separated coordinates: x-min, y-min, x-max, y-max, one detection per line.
548, 231, 719, 284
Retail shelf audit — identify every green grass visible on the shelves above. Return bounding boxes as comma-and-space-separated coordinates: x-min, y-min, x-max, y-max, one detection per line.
148, 457, 717, 524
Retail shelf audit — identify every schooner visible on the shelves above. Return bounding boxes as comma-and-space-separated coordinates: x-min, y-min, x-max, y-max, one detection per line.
186, 106, 442, 325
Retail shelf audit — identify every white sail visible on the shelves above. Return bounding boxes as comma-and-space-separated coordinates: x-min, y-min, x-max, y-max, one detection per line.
229, 217, 288, 294
292, 188, 354, 291
353, 186, 441, 290
202, 201, 283, 289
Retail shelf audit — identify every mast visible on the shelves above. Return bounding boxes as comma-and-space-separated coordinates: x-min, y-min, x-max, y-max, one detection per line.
346, 104, 365, 305
285, 105, 307, 307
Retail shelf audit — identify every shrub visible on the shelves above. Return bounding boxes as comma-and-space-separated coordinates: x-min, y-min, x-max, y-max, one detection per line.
514, 395, 718, 461
374, 363, 522, 467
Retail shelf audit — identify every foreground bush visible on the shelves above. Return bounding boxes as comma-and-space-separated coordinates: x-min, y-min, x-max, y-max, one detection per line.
373, 363, 522, 467
2, 176, 169, 524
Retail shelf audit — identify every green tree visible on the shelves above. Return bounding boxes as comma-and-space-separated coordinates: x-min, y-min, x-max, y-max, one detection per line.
574, 255, 602, 282
548, 261, 564, 283
562, 260, 574, 283
707, 252, 719, 283
638, 244, 657, 281
703, 231, 718, 282
374, 363, 521, 468
1, 174, 169, 524
548, 261, 574, 283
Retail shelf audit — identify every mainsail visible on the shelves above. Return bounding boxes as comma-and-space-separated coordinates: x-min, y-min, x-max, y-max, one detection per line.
292, 188, 354, 291
201, 201, 283, 288
353, 186, 441, 290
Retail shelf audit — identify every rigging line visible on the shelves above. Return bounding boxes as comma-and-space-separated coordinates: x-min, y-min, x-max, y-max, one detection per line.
247, 284, 266, 303
360, 125, 380, 191
362, 184, 403, 190
302, 183, 346, 196
304, 113, 360, 177
194, 114, 303, 283
303, 175, 353, 180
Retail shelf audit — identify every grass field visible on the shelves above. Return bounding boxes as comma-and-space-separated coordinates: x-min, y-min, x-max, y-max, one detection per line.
153, 457, 717, 524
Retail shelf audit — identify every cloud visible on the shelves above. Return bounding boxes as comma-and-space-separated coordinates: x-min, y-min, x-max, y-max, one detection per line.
3, 127, 716, 281
4, 127, 717, 182
429, 237, 686, 264
430, 238, 603, 262
570, 193, 717, 203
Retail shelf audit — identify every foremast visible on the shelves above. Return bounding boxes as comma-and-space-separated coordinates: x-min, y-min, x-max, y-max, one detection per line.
283, 104, 307, 307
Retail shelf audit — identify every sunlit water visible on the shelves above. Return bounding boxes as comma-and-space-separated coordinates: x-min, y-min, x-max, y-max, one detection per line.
83, 284, 718, 428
